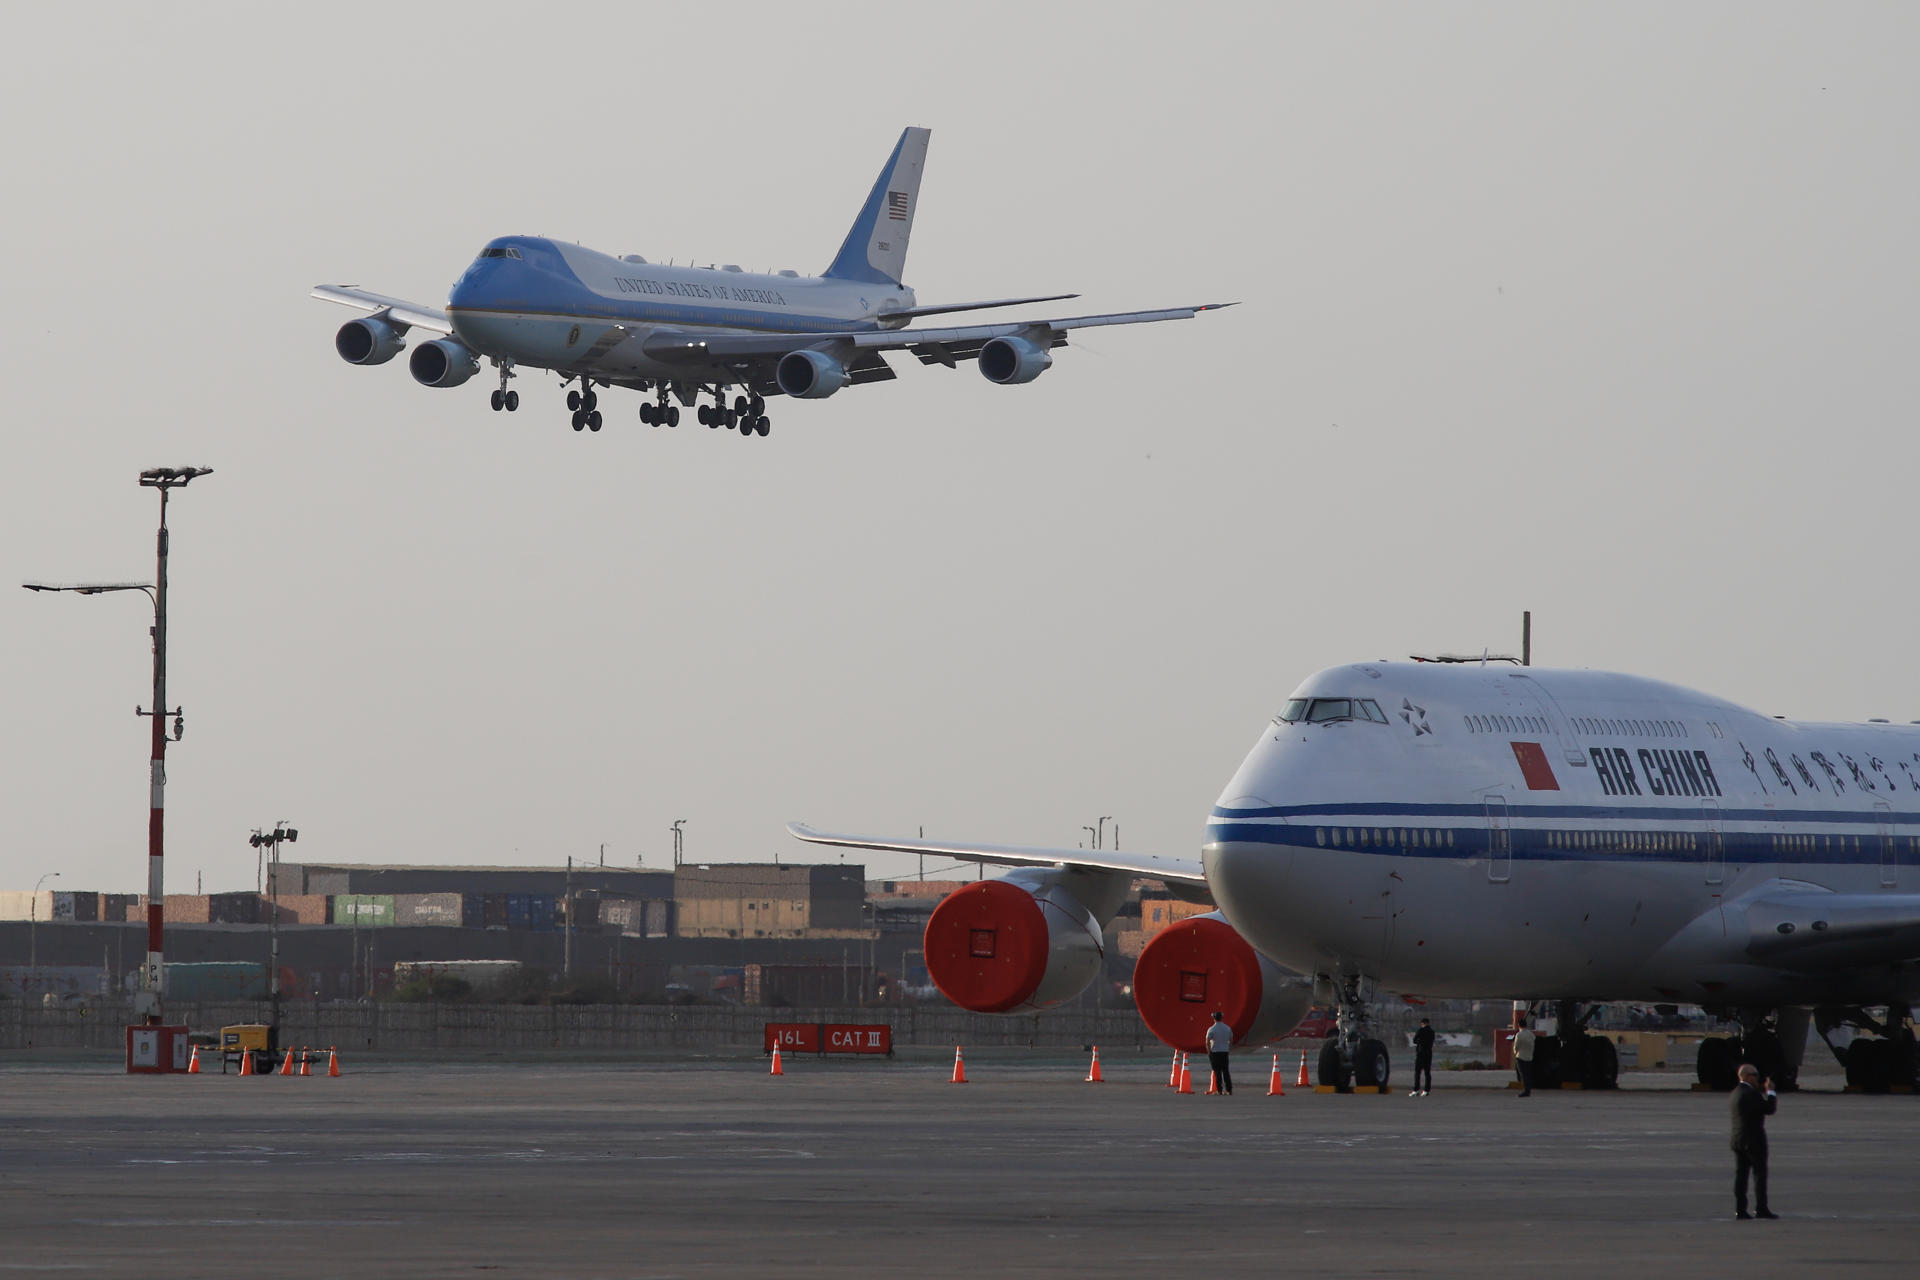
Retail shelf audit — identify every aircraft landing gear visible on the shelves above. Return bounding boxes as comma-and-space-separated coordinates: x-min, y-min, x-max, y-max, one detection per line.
641, 383, 681, 428
567, 380, 601, 432
1313, 974, 1389, 1091
726, 393, 770, 437
1528, 1000, 1620, 1090
1697, 1007, 1808, 1092
490, 362, 519, 412
1814, 1003, 1916, 1093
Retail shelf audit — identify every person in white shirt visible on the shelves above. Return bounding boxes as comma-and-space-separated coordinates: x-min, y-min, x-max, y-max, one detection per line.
1205, 1011, 1234, 1095
1513, 1017, 1537, 1097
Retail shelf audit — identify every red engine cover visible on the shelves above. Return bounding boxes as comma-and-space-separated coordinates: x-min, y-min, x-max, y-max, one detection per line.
1132, 915, 1265, 1052
923, 880, 1049, 1013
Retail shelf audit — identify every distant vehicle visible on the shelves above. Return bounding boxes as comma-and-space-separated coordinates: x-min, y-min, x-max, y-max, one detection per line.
1288, 1007, 1338, 1039
313, 127, 1229, 436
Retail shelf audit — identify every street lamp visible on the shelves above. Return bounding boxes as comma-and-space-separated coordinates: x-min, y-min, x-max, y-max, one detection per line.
24, 464, 212, 1024
249, 823, 296, 1035
29, 872, 61, 976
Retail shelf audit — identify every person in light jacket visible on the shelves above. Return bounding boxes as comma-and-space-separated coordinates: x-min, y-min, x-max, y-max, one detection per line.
1512, 1017, 1536, 1097
1205, 1011, 1233, 1095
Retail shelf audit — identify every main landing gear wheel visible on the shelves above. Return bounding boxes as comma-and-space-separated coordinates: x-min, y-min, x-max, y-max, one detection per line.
1316, 1040, 1349, 1089
571, 411, 587, 432
666, 405, 680, 427
640, 403, 656, 426
1696, 1035, 1738, 1090
587, 410, 602, 432
1353, 1038, 1390, 1088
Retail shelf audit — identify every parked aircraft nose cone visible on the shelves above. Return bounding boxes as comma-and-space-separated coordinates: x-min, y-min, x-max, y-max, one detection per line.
1202, 828, 1297, 964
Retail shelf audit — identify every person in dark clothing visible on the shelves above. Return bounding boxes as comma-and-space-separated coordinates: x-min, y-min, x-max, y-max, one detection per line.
1730, 1062, 1779, 1219
1411, 1017, 1435, 1096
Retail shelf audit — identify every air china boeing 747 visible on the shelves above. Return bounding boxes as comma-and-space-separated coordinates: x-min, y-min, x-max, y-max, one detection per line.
793, 659, 1920, 1094
313, 127, 1227, 436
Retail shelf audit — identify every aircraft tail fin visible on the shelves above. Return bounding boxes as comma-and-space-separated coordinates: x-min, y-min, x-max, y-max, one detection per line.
823, 127, 930, 287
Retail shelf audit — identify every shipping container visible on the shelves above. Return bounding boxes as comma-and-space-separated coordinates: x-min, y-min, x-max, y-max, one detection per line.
481, 894, 509, 929
331, 894, 395, 926
644, 899, 672, 938
0, 891, 53, 922
162, 895, 211, 923
209, 892, 262, 925
529, 895, 556, 932
163, 961, 266, 1002
102, 893, 140, 922
393, 892, 464, 926
266, 894, 329, 925
391, 959, 522, 992
51, 891, 101, 922
566, 897, 601, 928
461, 892, 485, 930
505, 894, 531, 928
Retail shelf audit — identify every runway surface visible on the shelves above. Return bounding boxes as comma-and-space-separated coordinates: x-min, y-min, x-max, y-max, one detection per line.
0, 1053, 1912, 1278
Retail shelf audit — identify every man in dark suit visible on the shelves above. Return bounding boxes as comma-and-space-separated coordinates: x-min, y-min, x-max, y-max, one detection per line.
1730, 1062, 1779, 1219
1411, 1017, 1435, 1096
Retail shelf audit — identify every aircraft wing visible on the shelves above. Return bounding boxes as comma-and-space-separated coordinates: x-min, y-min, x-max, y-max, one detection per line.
310, 285, 454, 335
1740, 886, 1920, 971
639, 303, 1233, 370
786, 822, 1208, 888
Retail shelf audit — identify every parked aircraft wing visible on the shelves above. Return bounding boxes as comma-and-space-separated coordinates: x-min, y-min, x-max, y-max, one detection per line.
786, 822, 1207, 887
310, 285, 454, 335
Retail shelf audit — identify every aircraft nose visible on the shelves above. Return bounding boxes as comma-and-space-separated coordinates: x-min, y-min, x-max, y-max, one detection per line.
1202, 820, 1296, 959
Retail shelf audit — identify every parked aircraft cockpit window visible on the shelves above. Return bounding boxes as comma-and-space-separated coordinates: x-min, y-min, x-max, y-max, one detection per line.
1309, 699, 1353, 722
1360, 699, 1388, 723
1277, 699, 1309, 723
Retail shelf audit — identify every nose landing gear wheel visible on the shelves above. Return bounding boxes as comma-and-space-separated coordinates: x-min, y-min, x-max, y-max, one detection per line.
1354, 1038, 1390, 1088
504, 390, 518, 412
491, 390, 505, 411
1316, 1040, 1350, 1089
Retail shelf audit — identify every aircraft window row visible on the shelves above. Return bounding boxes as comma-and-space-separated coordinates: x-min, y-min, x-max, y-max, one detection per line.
1278, 698, 1389, 725
1771, 834, 1866, 855
1464, 713, 1549, 735
1548, 829, 1698, 853
1571, 716, 1689, 739
479, 246, 524, 260
1317, 827, 1455, 850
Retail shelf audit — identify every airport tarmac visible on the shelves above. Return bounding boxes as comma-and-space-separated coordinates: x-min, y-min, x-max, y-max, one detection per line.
0, 1052, 1912, 1278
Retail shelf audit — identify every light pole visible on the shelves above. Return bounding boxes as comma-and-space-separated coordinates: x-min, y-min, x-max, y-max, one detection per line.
29, 872, 61, 976
249, 823, 296, 1034
24, 464, 212, 1025
1098, 816, 1112, 851
671, 819, 686, 867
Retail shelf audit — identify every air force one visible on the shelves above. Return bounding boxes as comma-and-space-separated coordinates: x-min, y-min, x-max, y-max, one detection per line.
312, 127, 1228, 436
793, 659, 1920, 1094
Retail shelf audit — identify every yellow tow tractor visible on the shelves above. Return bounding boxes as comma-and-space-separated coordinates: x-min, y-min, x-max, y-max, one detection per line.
219, 1023, 279, 1075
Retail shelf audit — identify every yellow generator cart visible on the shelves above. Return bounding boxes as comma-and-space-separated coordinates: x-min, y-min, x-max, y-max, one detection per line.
220, 1023, 278, 1075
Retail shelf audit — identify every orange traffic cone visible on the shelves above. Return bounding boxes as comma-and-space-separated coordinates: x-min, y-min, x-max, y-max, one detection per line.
238, 1046, 255, 1076
1296, 1050, 1311, 1089
299, 1047, 311, 1077
1267, 1054, 1286, 1096
327, 1046, 341, 1077
1086, 1046, 1104, 1083
1167, 1049, 1180, 1088
1177, 1052, 1193, 1094
279, 1048, 296, 1076
186, 1045, 201, 1074
770, 1044, 785, 1076
950, 1046, 967, 1084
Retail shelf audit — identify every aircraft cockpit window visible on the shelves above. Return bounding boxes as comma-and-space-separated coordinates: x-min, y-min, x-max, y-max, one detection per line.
1359, 699, 1388, 724
1307, 698, 1353, 723
1277, 698, 1309, 723
478, 247, 523, 260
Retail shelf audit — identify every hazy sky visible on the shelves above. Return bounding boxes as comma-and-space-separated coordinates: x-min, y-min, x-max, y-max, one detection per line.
5, 4, 1917, 896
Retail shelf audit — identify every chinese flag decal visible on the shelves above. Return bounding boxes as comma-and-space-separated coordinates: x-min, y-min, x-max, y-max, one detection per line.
1510, 741, 1560, 790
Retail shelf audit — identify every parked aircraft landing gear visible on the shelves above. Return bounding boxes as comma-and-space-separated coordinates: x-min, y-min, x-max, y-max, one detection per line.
1696, 1007, 1808, 1092
1314, 975, 1389, 1091
1814, 1004, 1916, 1093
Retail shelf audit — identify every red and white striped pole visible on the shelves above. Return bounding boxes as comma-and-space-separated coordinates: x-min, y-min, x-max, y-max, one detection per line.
134, 467, 211, 1025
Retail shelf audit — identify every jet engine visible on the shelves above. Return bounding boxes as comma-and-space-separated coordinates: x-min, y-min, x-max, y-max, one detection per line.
335, 316, 405, 366
775, 348, 848, 399
977, 335, 1052, 385
923, 868, 1126, 1013
409, 337, 481, 388
1132, 912, 1311, 1052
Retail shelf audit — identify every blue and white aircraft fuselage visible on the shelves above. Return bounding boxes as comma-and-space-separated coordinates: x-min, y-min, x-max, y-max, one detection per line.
793, 659, 1920, 1091
314, 127, 1228, 435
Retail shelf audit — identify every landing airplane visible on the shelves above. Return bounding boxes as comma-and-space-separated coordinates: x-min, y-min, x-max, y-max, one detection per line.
793, 658, 1920, 1094
313, 127, 1229, 436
